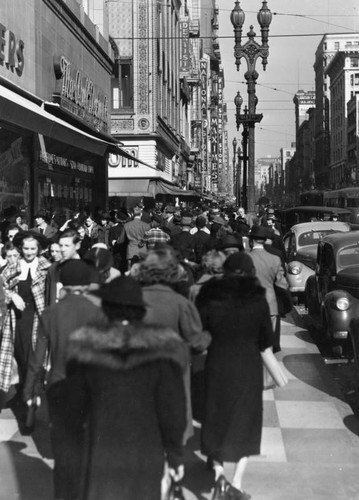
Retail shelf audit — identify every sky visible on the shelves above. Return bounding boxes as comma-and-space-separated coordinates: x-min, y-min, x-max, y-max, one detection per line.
217, 0, 359, 160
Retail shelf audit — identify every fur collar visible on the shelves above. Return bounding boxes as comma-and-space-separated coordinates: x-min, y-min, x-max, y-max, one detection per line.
196, 275, 265, 309
67, 321, 189, 371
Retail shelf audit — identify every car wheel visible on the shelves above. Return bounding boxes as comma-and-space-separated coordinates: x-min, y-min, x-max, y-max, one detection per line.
348, 333, 358, 364
306, 287, 318, 316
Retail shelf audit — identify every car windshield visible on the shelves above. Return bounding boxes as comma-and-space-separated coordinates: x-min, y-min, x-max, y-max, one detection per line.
298, 230, 337, 247
338, 245, 359, 268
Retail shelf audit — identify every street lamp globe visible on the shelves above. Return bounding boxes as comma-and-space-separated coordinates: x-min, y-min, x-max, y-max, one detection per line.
230, 1, 245, 29
257, 1, 272, 28
234, 91, 243, 110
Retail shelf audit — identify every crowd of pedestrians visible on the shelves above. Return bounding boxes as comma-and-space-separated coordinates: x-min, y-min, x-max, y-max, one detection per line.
0, 202, 290, 500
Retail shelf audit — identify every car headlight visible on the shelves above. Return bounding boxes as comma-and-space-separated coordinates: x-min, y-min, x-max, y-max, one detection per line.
288, 263, 303, 275
335, 297, 351, 311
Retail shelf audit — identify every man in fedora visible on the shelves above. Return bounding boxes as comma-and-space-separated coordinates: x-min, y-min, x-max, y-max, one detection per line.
249, 225, 288, 352
170, 214, 196, 262
32, 210, 58, 239
120, 206, 150, 270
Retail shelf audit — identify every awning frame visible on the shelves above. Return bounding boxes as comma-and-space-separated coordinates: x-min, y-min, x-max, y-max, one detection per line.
0, 84, 150, 166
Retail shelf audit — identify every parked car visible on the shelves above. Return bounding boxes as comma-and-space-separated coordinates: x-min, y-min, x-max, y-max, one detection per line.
283, 221, 351, 302
305, 230, 359, 357
278, 206, 352, 234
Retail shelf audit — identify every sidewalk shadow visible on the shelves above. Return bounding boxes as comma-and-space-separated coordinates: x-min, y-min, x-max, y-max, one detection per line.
282, 353, 346, 401
0, 441, 53, 499
182, 427, 214, 500
295, 330, 316, 344
343, 414, 359, 436
6, 391, 53, 459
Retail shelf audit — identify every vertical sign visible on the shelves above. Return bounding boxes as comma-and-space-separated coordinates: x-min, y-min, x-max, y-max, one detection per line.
218, 73, 224, 177
179, 19, 190, 76
211, 115, 218, 190
200, 60, 208, 175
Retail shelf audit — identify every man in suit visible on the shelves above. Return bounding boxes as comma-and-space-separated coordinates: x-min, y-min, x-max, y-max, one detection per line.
32, 210, 58, 239
249, 225, 288, 352
121, 206, 150, 270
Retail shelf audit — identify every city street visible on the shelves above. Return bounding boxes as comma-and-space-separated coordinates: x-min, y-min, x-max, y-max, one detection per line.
1, 312, 359, 500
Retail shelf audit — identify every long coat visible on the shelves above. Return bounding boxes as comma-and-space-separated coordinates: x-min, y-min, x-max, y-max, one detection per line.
65, 322, 188, 500
141, 283, 210, 442
196, 275, 274, 462
0, 256, 51, 392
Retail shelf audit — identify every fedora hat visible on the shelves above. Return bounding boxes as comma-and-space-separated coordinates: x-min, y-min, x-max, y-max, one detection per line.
249, 225, 269, 240
217, 234, 243, 251
95, 275, 146, 307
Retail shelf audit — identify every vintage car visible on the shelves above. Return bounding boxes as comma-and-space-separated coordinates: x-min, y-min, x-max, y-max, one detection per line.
305, 230, 359, 357
278, 206, 352, 234
283, 221, 351, 302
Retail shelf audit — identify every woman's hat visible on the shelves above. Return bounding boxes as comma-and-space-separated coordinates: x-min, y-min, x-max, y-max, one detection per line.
59, 259, 100, 286
83, 247, 114, 272
223, 252, 255, 276
13, 230, 49, 250
249, 225, 269, 240
95, 275, 146, 307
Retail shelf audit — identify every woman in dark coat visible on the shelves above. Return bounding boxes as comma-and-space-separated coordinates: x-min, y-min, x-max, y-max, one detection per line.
65, 276, 188, 500
196, 252, 274, 500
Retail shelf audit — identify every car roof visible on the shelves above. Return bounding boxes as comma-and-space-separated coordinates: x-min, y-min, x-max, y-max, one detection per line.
288, 221, 351, 234
279, 206, 352, 215
321, 230, 359, 251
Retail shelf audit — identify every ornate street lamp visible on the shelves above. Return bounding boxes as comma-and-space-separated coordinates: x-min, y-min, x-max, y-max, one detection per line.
230, 1, 272, 216
232, 138, 241, 206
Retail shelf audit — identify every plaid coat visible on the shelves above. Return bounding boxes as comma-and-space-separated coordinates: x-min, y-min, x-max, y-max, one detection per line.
0, 256, 51, 392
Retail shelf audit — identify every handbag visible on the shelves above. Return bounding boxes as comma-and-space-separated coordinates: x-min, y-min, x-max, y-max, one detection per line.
161, 465, 185, 500
166, 480, 185, 500
261, 347, 288, 389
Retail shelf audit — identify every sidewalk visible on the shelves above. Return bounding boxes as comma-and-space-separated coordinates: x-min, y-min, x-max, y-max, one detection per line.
1, 314, 359, 500
182, 313, 359, 500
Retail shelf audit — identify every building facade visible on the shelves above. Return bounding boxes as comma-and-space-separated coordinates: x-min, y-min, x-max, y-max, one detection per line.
106, 0, 225, 206
326, 50, 359, 187
313, 34, 359, 188
0, 0, 115, 226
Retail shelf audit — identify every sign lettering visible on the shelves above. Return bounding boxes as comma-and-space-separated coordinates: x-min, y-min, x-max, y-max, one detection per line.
53, 55, 109, 134
0, 23, 25, 76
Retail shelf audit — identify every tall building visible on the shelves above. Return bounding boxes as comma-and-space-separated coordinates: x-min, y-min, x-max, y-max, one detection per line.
293, 90, 316, 133
313, 34, 359, 188
107, 0, 186, 206
326, 50, 359, 187
347, 95, 359, 183
106, 0, 224, 205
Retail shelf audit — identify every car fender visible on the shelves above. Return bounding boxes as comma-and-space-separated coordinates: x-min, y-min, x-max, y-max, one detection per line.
286, 260, 314, 292
323, 290, 357, 334
305, 274, 320, 314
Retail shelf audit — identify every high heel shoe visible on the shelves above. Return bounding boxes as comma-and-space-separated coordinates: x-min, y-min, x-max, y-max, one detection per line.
226, 484, 251, 500
212, 475, 230, 500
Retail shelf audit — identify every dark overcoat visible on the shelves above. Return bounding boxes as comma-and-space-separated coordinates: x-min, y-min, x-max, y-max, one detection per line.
66, 322, 188, 500
196, 275, 274, 462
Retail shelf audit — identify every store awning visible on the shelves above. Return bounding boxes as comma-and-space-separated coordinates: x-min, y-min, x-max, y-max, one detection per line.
109, 178, 202, 198
109, 179, 152, 197
0, 84, 150, 165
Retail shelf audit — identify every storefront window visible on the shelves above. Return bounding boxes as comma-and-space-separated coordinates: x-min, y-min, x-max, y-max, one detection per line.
0, 123, 31, 229
37, 144, 97, 227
